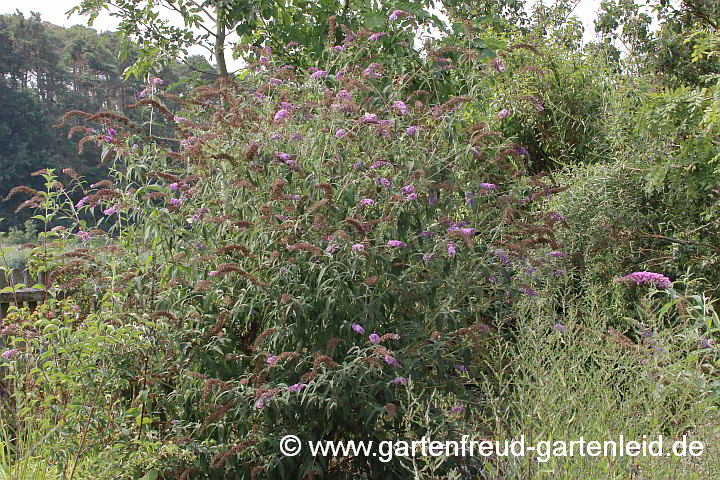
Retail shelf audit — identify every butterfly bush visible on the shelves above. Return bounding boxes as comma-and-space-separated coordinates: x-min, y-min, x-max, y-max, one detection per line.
617, 271, 673, 289
33, 19, 577, 478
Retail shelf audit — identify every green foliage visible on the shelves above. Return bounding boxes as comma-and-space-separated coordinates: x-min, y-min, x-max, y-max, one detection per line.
70, 0, 447, 78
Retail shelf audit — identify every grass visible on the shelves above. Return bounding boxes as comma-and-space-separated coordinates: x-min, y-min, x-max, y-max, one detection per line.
484, 286, 720, 479
0, 423, 62, 480
0, 387, 63, 480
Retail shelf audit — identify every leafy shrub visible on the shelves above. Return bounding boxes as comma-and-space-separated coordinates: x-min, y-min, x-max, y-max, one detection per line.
548, 160, 720, 300
502, 282, 720, 479
0, 23, 585, 478
2, 220, 37, 246
0, 247, 30, 271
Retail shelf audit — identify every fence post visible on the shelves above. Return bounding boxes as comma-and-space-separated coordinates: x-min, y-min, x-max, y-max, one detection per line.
0, 272, 6, 319
0, 268, 50, 319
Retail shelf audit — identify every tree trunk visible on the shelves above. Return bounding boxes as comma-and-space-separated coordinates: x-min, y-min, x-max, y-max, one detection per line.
214, 7, 228, 78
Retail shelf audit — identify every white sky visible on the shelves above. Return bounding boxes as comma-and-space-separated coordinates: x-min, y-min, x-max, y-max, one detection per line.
1, 0, 606, 70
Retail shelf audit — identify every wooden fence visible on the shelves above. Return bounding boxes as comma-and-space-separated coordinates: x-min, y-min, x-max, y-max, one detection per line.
0, 268, 49, 318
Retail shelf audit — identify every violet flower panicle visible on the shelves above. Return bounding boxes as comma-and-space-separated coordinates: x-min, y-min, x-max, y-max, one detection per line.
616, 271, 672, 289
389, 10, 405, 21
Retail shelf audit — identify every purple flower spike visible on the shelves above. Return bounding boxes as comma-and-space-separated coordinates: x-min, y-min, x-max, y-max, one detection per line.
617, 271, 672, 289
267, 355, 278, 365
393, 101, 408, 115
493, 249, 510, 265
497, 109, 510, 120
491, 58, 506, 72
274, 109, 290, 123
288, 383, 308, 393
2, 349, 18, 360
384, 355, 400, 367
369, 333, 380, 343
363, 64, 382, 79
387, 240, 406, 248
390, 377, 408, 385
368, 32, 386, 41
362, 113, 379, 123
389, 10, 405, 21
352, 323, 365, 334
336, 90, 352, 101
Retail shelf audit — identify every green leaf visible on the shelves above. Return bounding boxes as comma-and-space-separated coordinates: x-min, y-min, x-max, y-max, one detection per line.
135, 414, 153, 425
361, 12, 386, 29
143, 470, 159, 480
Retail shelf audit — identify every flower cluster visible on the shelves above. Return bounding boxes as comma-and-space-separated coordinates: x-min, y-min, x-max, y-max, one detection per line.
2, 348, 18, 360
616, 271, 672, 289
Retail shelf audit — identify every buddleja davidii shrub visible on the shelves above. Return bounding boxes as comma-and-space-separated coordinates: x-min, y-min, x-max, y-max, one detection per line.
42, 39, 572, 477
167, 81, 558, 345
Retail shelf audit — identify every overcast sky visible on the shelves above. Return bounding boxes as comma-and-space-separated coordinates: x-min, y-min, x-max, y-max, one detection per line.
1, 0, 606, 70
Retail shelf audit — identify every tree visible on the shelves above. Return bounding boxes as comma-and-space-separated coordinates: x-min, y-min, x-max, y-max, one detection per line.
595, 0, 720, 85
441, 0, 529, 30
69, 0, 447, 78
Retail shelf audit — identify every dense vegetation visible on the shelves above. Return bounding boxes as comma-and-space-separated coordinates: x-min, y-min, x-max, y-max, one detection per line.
1, 1, 719, 479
